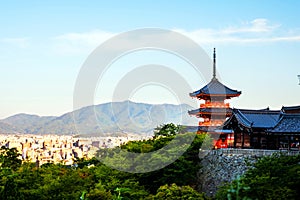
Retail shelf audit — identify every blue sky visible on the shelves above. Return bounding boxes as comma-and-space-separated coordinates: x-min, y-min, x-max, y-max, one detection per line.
1, 1, 300, 118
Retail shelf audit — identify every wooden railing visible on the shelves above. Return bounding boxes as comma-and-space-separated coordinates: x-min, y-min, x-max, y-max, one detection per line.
200, 103, 230, 108
199, 121, 224, 126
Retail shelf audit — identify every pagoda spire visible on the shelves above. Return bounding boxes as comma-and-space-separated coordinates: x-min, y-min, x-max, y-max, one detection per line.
213, 48, 217, 79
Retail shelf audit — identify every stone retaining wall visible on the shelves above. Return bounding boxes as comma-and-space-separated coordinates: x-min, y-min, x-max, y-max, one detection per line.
197, 149, 300, 197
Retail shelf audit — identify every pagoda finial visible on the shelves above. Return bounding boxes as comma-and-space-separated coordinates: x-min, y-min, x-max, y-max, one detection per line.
213, 48, 216, 79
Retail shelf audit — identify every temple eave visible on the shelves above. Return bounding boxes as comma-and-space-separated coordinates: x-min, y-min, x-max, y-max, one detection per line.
190, 94, 241, 101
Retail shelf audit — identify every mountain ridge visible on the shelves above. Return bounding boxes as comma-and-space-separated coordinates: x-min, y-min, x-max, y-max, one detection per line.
0, 101, 197, 135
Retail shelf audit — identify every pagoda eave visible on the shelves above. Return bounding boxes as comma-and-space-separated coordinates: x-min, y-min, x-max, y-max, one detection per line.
190, 93, 241, 99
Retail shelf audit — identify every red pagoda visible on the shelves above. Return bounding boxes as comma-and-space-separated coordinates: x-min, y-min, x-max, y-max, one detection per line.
188, 48, 241, 133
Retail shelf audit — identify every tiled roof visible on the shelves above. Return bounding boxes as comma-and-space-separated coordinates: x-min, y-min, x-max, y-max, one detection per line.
269, 114, 300, 133
190, 78, 241, 97
221, 106, 300, 133
224, 109, 282, 129
281, 105, 300, 113
282, 105, 300, 111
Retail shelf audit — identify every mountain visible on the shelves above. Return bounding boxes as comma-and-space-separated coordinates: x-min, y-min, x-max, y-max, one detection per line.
0, 121, 22, 133
2, 114, 56, 133
0, 101, 197, 135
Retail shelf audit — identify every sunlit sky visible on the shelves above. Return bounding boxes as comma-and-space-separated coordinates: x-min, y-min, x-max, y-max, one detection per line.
1, 0, 300, 119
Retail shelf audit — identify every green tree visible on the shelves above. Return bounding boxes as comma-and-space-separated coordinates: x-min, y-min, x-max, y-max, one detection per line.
87, 182, 113, 200
0, 147, 22, 171
148, 183, 206, 200
154, 123, 181, 137
216, 154, 300, 200
133, 133, 205, 193
0, 123, 207, 199
92, 163, 149, 199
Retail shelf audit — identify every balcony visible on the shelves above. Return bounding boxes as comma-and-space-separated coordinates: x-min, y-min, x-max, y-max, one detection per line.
200, 102, 230, 108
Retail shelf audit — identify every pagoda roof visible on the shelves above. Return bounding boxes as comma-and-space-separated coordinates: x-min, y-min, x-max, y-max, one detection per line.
188, 107, 232, 116
190, 78, 241, 98
224, 108, 282, 129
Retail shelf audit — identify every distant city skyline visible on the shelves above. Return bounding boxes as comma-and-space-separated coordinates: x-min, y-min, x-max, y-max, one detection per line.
1, 1, 300, 119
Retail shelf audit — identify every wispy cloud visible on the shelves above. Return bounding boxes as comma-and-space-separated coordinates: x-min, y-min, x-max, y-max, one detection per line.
176, 18, 300, 44
221, 18, 279, 34
51, 18, 300, 55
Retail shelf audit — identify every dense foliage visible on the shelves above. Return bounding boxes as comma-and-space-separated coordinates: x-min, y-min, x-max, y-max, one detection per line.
0, 124, 207, 199
147, 183, 206, 200
216, 153, 300, 200
3, 124, 299, 199
154, 123, 182, 137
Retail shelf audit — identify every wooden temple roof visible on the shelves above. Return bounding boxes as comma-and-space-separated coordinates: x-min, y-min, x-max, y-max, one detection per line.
281, 105, 300, 113
189, 78, 241, 98
223, 108, 282, 129
269, 114, 300, 133
222, 107, 300, 134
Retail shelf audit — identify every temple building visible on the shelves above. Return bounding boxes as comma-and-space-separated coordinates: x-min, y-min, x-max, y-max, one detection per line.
223, 106, 300, 150
188, 48, 241, 131
189, 49, 300, 150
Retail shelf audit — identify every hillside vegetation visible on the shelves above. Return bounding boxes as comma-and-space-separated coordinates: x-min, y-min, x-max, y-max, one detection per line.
0, 124, 206, 200
1, 124, 299, 199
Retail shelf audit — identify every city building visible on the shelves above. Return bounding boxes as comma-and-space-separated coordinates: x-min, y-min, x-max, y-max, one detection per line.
0, 134, 149, 166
